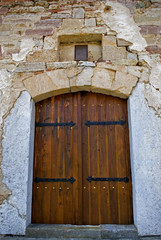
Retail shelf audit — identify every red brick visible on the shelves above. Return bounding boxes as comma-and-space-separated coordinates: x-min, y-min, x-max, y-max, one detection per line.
35, 19, 62, 28
146, 45, 161, 54
0, 7, 8, 14
34, 71, 44, 75
139, 25, 161, 35
25, 28, 54, 36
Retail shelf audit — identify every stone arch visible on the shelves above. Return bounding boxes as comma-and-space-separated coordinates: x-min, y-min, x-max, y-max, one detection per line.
23, 63, 139, 103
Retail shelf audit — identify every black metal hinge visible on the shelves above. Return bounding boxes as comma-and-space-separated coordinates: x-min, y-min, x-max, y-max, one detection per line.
36, 121, 75, 127
85, 120, 125, 127
35, 176, 76, 184
87, 176, 129, 183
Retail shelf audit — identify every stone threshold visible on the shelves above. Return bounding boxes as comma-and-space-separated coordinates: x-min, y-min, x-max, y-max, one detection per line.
26, 224, 138, 239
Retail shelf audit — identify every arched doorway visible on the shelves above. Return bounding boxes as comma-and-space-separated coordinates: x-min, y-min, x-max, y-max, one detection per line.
32, 92, 133, 225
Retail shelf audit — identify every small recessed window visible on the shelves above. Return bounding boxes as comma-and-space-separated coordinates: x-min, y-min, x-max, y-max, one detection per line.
75, 45, 88, 61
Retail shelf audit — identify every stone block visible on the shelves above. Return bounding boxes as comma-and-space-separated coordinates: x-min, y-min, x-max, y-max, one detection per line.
139, 25, 161, 35
91, 68, 115, 93
85, 18, 96, 27
78, 61, 96, 67
51, 13, 71, 19
15, 63, 45, 72
73, 8, 85, 19
127, 52, 138, 62
112, 71, 138, 97
0, 16, 2, 25
59, 44, 74, 62
97, 62, 127, 73
70, 67, 93, 92
34, 19, 62, 28
0, 31, 10, 36
47, 61, 77, 70
146, 45, 161, 54
44, 36, 58, 50
0, 8, 8, 14
62, 19, 84, 29
134, 15, 160, 24
143, 34, 157, 45
127, 66, 141, 78
25, 28, 53, 36
101, 225, 137, 239
88, 43, 102, 61
26, 50, 58, 63
117, 38, 132, 47
102, 35, 117, 46
103, 46, 126, 61
24, 70, 70, 102
113, 59, 137, 66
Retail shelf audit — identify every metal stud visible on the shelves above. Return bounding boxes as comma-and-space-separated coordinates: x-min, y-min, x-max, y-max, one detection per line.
37, 187, 39, 189
45, 186, 47, 189
112, 186, 114, 189
67, 187, 70, 190
93, 186, 96, 189
84, 187, 86, 189
103, 187, 106, 189
122, 186, 124, 189
53, 187, 55, 190
59, 187, 62, 190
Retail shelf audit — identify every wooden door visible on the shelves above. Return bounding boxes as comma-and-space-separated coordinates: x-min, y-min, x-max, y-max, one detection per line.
81, 93, 132, 224
32, 92, 133, 224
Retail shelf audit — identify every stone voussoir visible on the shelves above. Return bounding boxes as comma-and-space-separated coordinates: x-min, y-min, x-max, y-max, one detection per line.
15, 62, 45, 73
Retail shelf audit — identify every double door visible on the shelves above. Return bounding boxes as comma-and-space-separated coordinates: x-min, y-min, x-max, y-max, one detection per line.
32, 92, 133, 224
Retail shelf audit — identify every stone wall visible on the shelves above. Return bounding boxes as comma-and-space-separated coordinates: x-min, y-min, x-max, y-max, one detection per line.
0, 0, 161, 236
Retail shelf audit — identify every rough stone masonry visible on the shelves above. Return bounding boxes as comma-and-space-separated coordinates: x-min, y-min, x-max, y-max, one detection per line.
0, 0, 161, 237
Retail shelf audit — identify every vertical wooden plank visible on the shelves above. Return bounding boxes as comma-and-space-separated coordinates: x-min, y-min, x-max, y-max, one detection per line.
50, 96, 59, 224
82, 92, 90, 224
97, 94, 108, 223
106, 96, 118, 224
56, 95, 64, 223
88, 93, 99, 224
72, 92, 82, 224
122, 100, 133, 223
63, 94, 73, 223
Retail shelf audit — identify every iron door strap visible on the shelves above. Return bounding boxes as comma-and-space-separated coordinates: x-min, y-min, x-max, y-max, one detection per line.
85, 120, 125, 127
35, 176, 76, 184
87, 176, 129, 183
36, 121, 75, 127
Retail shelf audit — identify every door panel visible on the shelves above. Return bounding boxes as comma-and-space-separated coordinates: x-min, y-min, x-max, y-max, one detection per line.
32, 92, 133, 224
32, 93, 82, 224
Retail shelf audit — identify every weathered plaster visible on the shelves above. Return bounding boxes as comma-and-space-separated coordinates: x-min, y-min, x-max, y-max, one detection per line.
102, 2, 147, 51
128, 83, 161, 236
0, 92, 35, 235
12, 39, 35, 62
138, 54, 161, 117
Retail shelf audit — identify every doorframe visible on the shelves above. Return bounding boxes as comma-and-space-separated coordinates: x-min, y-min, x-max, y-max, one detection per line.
26, 90, 135, 227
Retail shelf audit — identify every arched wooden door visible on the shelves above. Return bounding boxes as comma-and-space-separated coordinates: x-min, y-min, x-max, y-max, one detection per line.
32, 92, 133, 225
